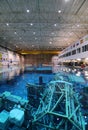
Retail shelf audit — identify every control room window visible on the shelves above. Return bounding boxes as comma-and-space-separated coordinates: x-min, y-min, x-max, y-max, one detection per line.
82, 45, 86, 52
77, 48, 81, 53
72, 50, 76, 55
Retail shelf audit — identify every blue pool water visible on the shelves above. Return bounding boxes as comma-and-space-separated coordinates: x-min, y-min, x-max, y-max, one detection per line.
0, 67, 87, 128
0, 69, 53, 99
0, 66, 87, 99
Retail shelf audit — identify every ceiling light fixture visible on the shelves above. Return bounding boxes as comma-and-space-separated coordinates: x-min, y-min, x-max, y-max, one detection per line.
6, 23, 9, 26
77, 58, 81, 61
30, 23, 33, 26
51, 32, 54, 35
54, 24, 57, 27
33, 32, 35, 34
77, 24, 80, 27
58, 10, 61, 13
14, 32, 17, 34
32, 45, 34, 47
27, 9, 30, 13
85, 58, 88, 60
16, 45, 18, 48
65, 0, 70, 2
49, 42, 52, 44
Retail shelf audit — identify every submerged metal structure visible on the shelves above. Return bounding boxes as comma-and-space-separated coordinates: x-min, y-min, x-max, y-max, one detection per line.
31, 80, 85, 130
0, 79, 85, 129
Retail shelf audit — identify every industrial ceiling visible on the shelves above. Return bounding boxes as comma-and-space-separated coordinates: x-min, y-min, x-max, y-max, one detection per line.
0, 0, 88, 54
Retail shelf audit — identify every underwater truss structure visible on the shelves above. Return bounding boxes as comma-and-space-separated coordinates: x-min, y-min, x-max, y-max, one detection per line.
31, 80, 85, 130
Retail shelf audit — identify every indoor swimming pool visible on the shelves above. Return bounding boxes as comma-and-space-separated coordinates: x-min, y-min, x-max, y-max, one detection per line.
0, 66, 87, 98
0, 66, 88, 129
0, 67, 53, 99
0, 66, 88, 97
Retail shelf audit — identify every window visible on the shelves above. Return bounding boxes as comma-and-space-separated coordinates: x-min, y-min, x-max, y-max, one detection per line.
86, 44, 88, 51
76, 43, 79, 46
77, 48, 81, 53
82, 46, 84, 52
72, 50, 76, 55
68, 52, 71, 56
82, 45, 88, 52
73, 44, 75, 47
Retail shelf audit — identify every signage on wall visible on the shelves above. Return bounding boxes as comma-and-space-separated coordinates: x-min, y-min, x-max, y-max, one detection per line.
0, 46, 24, 66
0, 53, 2, 66
0, 53, 2, 59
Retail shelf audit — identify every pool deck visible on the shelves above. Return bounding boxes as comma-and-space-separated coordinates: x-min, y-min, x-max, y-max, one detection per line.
0, 66, 23, 73
25, 66, 52, 73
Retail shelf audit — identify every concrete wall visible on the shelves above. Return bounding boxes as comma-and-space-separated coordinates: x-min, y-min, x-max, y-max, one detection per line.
0, 46, 24, 66
24, 54, 55, 66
